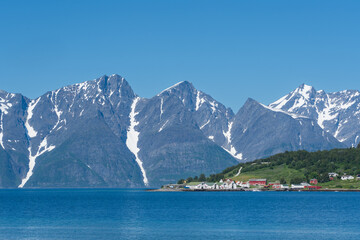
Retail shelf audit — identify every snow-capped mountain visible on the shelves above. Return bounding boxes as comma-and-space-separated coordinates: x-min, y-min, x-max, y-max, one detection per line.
20, 75, 144, 188
0, 75, 238, 188
133, 81, 237, 186
230, 98, 344, 161
0, 76, 354, 188
151, 81, 236, 153
270, 84, 360, 147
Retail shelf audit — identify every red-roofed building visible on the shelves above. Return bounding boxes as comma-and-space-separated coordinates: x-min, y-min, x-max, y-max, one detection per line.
249, 179, 267, 186
306, 186, 322, 190
310, 179, 318, 185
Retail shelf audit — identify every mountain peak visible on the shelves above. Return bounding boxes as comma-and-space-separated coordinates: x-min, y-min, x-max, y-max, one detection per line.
244, 97, 260, 105
96, 74, 125, 84
238, 98, 264, 113
157, 81, 194, 96
294, 84, 316, 99
298, 83, 314, 89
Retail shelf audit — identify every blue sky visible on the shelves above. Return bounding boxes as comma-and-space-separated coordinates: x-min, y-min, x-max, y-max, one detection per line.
1, 0, 359, 111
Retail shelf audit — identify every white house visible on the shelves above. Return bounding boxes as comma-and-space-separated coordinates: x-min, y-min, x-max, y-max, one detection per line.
291, 184, 305, 189
328, 172, 339, 177
236, 181, 250, 188
219, 181, 237, 189
196, 182, 210, 189
227, 181, 237, 189
186, 182, 210, 190
280, 184, 290, 190
341, 175, 354, 180
209, 183, 220, 189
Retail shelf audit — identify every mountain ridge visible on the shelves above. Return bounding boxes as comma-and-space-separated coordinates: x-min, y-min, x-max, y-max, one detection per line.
0, 75, 357, 188
270, 84, 360, 147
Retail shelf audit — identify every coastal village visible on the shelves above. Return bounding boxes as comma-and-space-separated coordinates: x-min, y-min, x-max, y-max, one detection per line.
163, 173, 360, 191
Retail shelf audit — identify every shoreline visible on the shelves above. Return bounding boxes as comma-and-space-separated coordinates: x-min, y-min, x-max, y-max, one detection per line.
147, 188, 360, 192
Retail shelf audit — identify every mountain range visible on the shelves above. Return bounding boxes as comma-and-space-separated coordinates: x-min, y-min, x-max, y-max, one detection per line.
0, 75, 358, 188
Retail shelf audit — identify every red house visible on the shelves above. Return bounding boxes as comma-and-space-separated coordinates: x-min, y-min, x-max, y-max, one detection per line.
249, 179, 267, 186
272, 184, 281, 189
310, 179, 318, 185
306, 186, 322, 190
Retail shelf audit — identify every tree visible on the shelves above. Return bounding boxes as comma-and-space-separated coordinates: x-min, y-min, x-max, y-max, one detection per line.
177, 179, 185, 184
199, 173, 206, 182
318, 174, 330, 183
357, 142, 360, 149
280, 177, 286, 184
186, 177, 193, 183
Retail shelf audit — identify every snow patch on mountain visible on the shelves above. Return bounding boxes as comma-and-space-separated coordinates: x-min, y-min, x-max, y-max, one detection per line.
0, 100, 11, 115
222, 122, 243, 160
159, 120, 169, 132
196, 91, 206, 111
200, 119, 210, 129
0, 112, 4, 149
270, 95, 289, 109
260, 102, 306, 120
297, 84, 314, 99
25, 98, 41, 138
19, 137, 55, 188
270, 84, 315, 110
50, 90, 64, 133
160, 98, 164, 120
126, 97, 149, 186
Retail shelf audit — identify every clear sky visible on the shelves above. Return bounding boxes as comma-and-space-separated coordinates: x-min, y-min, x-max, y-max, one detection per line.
1, 0, 359, 112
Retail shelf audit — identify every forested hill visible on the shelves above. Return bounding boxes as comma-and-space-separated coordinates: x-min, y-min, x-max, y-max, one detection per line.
179, 147, 360, 184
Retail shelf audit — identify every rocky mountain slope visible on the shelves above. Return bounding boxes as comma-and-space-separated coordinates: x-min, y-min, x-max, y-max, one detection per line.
270, 84, 360, 147
229, 98, 344, 161
0, 76, 354, 188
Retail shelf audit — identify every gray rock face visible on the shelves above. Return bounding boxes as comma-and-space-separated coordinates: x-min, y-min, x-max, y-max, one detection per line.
134, 81, 237, 186
0, 76, 239, 188
230, 98, 345, 161
0, 91, 29, 187
270, 84, 360, 147
0, 77, 355, 188
23, 75, 145, 188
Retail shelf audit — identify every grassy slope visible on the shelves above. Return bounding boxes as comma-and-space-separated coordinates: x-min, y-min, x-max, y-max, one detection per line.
320, 179, 360, 189
227, 164, 305, 183
218, 148, 360, 189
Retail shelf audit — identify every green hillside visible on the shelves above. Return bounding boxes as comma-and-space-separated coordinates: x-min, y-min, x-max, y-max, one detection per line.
179, 147, 360, 189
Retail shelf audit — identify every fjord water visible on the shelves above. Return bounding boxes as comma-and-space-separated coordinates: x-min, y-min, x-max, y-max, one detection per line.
0, 189, 359, 240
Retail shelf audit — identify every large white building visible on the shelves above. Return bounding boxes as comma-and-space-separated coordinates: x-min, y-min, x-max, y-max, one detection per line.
341, 175, 354, 180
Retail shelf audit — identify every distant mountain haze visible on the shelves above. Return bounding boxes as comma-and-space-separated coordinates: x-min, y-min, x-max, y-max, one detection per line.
0, 75, 357, 188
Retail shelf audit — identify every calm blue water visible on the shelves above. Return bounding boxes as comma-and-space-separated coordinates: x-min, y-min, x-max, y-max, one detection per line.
0, 189, 359, 240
